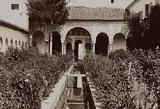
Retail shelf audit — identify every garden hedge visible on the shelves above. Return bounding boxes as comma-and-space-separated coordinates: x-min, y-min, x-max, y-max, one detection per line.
0, 47, 72, 109
84, 49, 160, 109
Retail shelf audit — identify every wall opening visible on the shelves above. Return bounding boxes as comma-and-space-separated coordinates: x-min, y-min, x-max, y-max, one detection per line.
19, 41, 21, 47
0, 37, 3, 49
66, 42, 72, 55
15, 40, 17, 48
5, 38, 8, 49
74, 40, 82, 61
32, 31, 45, 54
52, 32, 62, 54
113, 33, 126, 50
95, 33, 109, 56
65, 27, 92, 60
10, 39, 13, 47
85, 43, 91, 56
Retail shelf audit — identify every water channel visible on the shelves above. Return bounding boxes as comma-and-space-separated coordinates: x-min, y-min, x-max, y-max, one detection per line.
62, 62, 96, 109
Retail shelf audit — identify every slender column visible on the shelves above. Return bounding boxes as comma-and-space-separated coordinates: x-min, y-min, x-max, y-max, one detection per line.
61, 36, 66, 55
50, 35, 53, 55
30, 34, 33, 46
108, 38, 113, 53
62, 42, 64, 55
62, 42, 66, 55
82, 39, 86, 57
45, 41, 49, 54
72, 38, 75, 61
64, 42, 66, 55
108, 44, 113, 53
92, 43, 96, 55
72, 39, 75, 53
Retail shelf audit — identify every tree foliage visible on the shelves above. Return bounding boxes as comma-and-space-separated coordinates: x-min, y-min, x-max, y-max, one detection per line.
27, 0, 69, 32
127, 5, 160, 50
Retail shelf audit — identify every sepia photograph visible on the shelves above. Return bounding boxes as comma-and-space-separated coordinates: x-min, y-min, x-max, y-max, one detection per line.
0, 0, 160, 109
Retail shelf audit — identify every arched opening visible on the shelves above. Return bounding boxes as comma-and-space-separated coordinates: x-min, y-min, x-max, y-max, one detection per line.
10, 39, 13, 47
25, 42, 28, 48
66, 42, 72, 55
113, 33, 126, 50
19, 41, 21, 47
74, 40, 82, 61
95, 33, 109, 56
85, 43, 91, 56
0, 37, 3, 49
15, 40, 17, 48
5, 38, 8, 49
22, 41, 24, 48
52, 32, 62, 54
32, 31, 45, 54
65, 27, 92, 60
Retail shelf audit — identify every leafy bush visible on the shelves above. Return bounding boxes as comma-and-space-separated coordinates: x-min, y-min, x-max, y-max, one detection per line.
127, 6, 160, 50
84, 49, 160, 109
0, 47, 72, 109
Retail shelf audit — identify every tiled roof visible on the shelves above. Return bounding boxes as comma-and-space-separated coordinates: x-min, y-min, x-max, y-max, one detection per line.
68, 6, 125, 20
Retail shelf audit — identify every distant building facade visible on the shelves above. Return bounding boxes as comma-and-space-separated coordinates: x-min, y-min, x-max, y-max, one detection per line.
0, 19, 29, 52
2, 0, 157, 60
0, 0, 29, 52
32, 6, 128, 60
0, 0, 28, 30
126, 0, 160, 19
69, 0, 134, 9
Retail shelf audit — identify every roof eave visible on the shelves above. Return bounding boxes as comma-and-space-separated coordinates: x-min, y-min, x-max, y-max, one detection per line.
126, 0, 140, 10
67, 19, 127, 21
0, 19, 29, 34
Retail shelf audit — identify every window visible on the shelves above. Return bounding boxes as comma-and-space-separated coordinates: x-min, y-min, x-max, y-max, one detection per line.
111, 0, 114, 3
11, 4, 19, 10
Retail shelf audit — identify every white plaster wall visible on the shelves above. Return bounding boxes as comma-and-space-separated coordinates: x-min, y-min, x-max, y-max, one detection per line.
68, 0, 134, 8
128, 0, 156, 19
0, 25, 29, 52
0, 0, 28, 30
61, 20, 127, 44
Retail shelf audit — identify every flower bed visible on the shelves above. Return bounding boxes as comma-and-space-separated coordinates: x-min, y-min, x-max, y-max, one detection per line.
0, 47, 72, 109
84, 49, 160, 109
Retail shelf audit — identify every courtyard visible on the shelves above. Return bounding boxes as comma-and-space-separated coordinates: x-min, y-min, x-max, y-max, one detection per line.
0, 0, 160, 109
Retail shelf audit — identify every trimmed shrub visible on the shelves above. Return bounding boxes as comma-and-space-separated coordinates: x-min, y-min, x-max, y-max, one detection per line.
84, 49, 160, 109
0, 47, 72, 109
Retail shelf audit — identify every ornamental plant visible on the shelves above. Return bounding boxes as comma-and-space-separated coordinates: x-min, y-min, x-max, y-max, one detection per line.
84, 49, 160, 109
0, 47, 72, 109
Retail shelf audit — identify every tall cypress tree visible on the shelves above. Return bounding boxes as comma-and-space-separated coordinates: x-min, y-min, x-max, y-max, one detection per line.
26, 0, 69, 33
